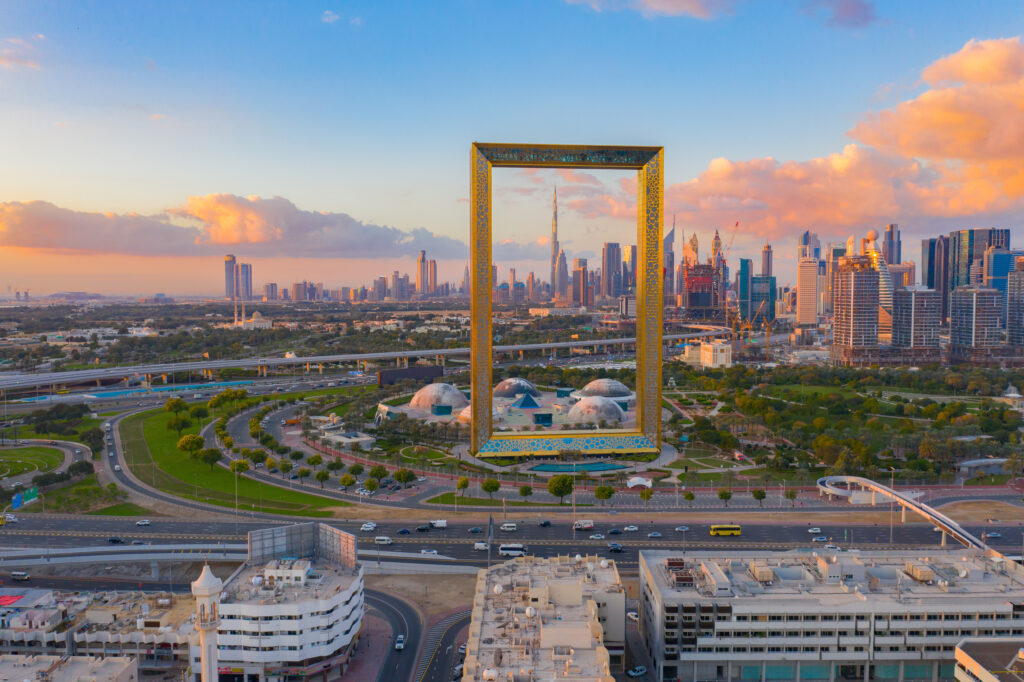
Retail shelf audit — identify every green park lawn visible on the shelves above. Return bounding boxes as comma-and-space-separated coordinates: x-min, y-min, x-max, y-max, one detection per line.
401, 445, 449, 461
88, 502, 156, 516
965, 474, 1010, 486
762, 384, 862, 399
17, 417, 104, 445
28, 474, 127, 513
426, 492, 589, 507
0, 446, 63, 478
120, 410, 344, 516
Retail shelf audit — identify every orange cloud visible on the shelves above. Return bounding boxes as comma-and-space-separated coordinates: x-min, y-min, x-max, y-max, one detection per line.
566, 0, 732, 19
557, 169, 601, 185
177, 194, 285, 244
922, 37, 1024, 85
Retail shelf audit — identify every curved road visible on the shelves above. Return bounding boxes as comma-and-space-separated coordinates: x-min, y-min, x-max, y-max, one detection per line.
366, 589, 422, 682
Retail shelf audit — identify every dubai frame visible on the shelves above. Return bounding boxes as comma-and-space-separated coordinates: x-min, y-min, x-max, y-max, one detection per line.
469, 143, 664, 458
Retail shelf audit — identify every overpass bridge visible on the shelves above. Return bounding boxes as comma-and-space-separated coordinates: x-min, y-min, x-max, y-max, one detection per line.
817, 475, 987, 549
0, 328, 730, 391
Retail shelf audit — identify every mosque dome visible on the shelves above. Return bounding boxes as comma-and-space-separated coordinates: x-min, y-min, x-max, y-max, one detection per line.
566, 396, 625, 424
250, 311, 262, 319
576, 378, 632, 398
493, 377, 540, 398
409, 383, 469, 410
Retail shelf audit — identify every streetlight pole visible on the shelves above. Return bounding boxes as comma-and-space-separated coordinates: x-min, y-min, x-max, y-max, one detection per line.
889, 467, 895, 546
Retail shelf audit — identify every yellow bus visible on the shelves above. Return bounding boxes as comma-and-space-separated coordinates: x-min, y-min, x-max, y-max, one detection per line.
709, 524, 742, 536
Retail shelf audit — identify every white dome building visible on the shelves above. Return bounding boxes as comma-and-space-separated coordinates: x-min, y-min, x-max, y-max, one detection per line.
493, 377, 540, 398
566, 396, 625, 424
576, 378, 632, 398
457, 403, 500, 424
409, 383, 469, 410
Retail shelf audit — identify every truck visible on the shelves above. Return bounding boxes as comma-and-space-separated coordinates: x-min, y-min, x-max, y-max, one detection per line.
429, 519, 447, 529
573, 520, 594, 531
284, 418, 301, 426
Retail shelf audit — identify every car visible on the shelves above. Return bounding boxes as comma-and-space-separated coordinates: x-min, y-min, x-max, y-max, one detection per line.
398, 528, 410, 535
73, 449, 82, 455
451, 664, 464, 679
391, 485, 402, 491
538, 520, 551, 527
988, 518, 1001, 524
589, 533, 605, 540
2, 514, 17, 523
421, 548, 438, 555
289, 474, 298, 480
624, 525, 639, 532
108, 537, 125, 544
468, 527, 483, 534
360, 522, 377, 532
607, 543, 624, 553
131, 540, 146, 546
812, 536, 828, 542
933, 525, 943, 532
608, 528, 622, 535
394, 634, 405, 650
113, 465, 121, 471
417, 477, 426, 482
458, 643, 466, 655
674, 525, 689, 532
627, 665, 648, 678
648, 531, 663, 538
987, 532, 1002, 539
808, 527, 821, 534
824, 544, 841, 551
627, 610, 639, 622
135, 520, 151, 526
416, 525, 431, 532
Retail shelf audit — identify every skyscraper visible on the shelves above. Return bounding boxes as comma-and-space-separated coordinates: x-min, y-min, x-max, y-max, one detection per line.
428, 260, 437, 295
416, 250, 428, 295
750, 275, 777, 323
761, 242, 772, 277
950, 286, 1001, 351
224, 255, 237, 300
555, 250, 569, 300
663, 223, 675, 302
262, 283, 277, 302
949, 228, 1011, 292
831, 255, 879, 363
550, 187, 559, 295
601, 242, 622, 298
238, 263, 252, 301
1008, 258, 1024, 346
892, 287, 939, 349
571, 258, 589, 307
888, 263, 915, 290
738, 258, 752, 320
882, 223, 901, 267
797, 258, 818, 326
625, 245, 637, 289
798, 231, 821, 260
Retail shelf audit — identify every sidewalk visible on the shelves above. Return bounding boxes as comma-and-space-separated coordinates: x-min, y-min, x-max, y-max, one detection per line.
340, 613, 391, 681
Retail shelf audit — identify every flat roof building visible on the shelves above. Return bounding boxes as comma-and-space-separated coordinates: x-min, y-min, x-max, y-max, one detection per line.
0, 654, 138, 681
954, 637, 1024, 682
463, 554, 626, 681
640, 548, 1024, 682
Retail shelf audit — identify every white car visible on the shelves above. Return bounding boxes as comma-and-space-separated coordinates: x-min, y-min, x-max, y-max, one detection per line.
808, 527, 821, 534
674, 525, 689, 532
627, 611, 639, 623
421, 548, 438, 555
360, 522, 377, 532
623, 525, 639, 532
3, 514, 17, 523
417, 477, 426, 482
812, 536, 827, 543
394, 634, 405, 650
135, 520, 150, 526
987, 532, 1002, 539
627, 665, 647, 678
824, 544, 841, 551
589, 533, 605, 540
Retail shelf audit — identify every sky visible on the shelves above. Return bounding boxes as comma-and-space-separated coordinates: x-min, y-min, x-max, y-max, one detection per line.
1, 0, 1023, 295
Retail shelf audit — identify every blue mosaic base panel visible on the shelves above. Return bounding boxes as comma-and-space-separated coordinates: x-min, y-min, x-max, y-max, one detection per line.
479, 434, 657, 454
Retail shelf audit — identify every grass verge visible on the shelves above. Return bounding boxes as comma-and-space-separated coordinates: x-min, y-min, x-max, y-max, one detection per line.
88, 502, 156, 516
426, 492, 590, 507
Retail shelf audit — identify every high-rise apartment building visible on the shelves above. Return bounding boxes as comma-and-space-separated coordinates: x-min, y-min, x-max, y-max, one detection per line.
888, 263, 915, 290
555, 250, 569, 301
950, 286, 1001, 350
1008, 260, 1024, 346
831, 255, 879, 365
798, 230, 820, 260
625, 245, 637, 289
224, 255, 237, 300
601, 242, 622, 298
572, 258, 591, 307
371, 276, 387, 301
416, 250, 428, 295
664, 225, 676, 302
796, 258, 819, 326
949, 228, 1011, 293
750, 275, 777, 322
761, 242, 772, 277
737, 258, 752, 320
550, 187, 559, 295
262, 283, 277, 302
238, 263, 252, 301
982, 247, 1024, 320
428, 260, 437, 294
882, 223, 901, 266
892, 286, 939, 349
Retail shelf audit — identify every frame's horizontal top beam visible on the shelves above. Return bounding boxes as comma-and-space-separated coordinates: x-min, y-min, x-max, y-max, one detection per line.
473, 142, 662, 169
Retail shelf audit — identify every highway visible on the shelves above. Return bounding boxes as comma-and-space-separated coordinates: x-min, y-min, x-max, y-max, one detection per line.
0, 330, 729, 390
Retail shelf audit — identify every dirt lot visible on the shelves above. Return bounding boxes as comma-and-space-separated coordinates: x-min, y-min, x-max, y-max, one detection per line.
366, 573, 477, 619
937, 500, 1024, 524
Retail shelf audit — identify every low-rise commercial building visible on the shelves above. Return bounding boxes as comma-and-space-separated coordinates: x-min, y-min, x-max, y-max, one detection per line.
954, 637, 1024, 682
0, 654, 137, 681
463, 554, 625, 681
640, 549, 1024, 682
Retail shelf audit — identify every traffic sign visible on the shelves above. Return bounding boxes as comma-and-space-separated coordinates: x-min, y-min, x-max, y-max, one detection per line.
11, 493, 22, 510
23, 487, 37, 504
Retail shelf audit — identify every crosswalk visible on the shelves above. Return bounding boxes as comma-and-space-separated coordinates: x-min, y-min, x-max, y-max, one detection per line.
415, 609, 471, 682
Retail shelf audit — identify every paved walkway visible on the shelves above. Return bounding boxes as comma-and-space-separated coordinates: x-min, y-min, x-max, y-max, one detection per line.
340, 613, 391, 682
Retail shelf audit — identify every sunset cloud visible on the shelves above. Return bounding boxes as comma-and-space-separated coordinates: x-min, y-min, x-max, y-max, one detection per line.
802, 0, 876, 29
566, 0, 733, 20
0, 35, 44, 70
0, 195, 468, 260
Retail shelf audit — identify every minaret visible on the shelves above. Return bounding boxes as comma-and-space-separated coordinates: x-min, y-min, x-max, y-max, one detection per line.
192, 564, 223, 682
550, 187, 559, 295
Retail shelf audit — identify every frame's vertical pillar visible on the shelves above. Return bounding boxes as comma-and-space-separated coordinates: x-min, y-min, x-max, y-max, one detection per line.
470, 144, 493, 453
636, 149, 664, 448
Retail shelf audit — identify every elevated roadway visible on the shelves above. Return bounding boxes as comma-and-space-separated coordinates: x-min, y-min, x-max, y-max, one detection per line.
0, 329, 729, 391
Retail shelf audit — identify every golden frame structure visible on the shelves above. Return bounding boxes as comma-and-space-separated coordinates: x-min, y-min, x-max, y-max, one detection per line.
470, 142, 664, 457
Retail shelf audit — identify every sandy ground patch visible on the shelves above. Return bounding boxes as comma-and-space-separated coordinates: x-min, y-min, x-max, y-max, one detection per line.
366, 573, 476, 619
936, 500, 1024, 524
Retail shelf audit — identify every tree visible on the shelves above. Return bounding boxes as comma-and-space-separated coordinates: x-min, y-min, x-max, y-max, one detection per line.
315, 470, 330, 488
167, 416, 192, 438
594, 485, 615, 506
785, 488, 798, 507
348, 463, 364, 477
639, 488, 654, 508
519, 485, 533, 499
339, 473, 356, 490
365, 477, 379, 493
395, 468, 416, 487
307, 454, 323, 467
189, 405, 210, 421
177, 433, 204, 459
289, 451, 304, 461
456, 476, 469, 496
326, 459, 345, 473
751, 489, 766, 507
200, 448, 223, 470
164, 397, 187, 414
369, 465, 389, 481
296, 467, 312, 483
230, 459, 250, 476
683, 490, 695, 507
481, 478, 501, 499
718, 487, 732, 507
547, 474, 574, 504
279, 460, 293, 477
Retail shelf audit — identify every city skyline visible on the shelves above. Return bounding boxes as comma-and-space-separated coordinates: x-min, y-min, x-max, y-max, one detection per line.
2, 1, 1024, 294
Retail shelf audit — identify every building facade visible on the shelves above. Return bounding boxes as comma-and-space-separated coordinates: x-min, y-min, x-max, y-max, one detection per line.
831, 256, 879, 366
